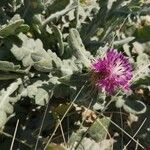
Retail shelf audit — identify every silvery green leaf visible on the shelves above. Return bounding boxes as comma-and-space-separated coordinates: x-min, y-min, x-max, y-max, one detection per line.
42, 0, 77, 27
0, 73, 20, 80
113, 37, 135, 46
0, 19, 24, 37
0, 61, 20, 72
60, 57, 82, 76
11, 33, 61, 71
123, 100, 147, 115
27, 80, 54, 105
52, 25, 64, 56
0, 14, 29, 37
0, 111, 7, 128
68, 127, 87, 148
133, 53, 150, 82
68, 28, 92, 68
107, 0, 117, 11
115, 96, 125, 108
35, 88, 49, 105
0, 78, 22, 128
88, 117, 110, 142
93, 92, 106, 111
11, 33, 41, 66
45, 0, 70, 15
32, 49, 61, 72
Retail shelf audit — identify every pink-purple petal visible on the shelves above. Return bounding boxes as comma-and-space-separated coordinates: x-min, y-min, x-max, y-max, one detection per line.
91, 48, 133, 94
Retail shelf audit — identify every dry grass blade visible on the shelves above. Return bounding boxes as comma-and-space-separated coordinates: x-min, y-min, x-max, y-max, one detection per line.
100, 113, 145, 149
10, 119, 19, 150
34, 92, 52, 150
44, 82, 87, 150
58, 119, 67, 147
123, 118, 147, 150
69, 98, 95, 149
97, 119, 113, 150
120, 108, 124, 150
0, 131, 32, 148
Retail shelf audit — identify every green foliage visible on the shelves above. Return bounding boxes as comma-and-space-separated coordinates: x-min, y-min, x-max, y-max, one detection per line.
0, 61, 20, 72
0, 79, 22, 127
116, 96, 147, 114
88, 117, 110, 142
52, 25, 64, 56
68, 28, 92, 68
0, 0, 149, 149
27, 80, 50, 105
0, 15, 29, 37
123, 99, 146, 115
11, 33, 61, 71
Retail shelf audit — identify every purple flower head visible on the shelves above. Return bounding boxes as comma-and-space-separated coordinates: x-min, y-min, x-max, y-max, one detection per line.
91, 49, 133, 94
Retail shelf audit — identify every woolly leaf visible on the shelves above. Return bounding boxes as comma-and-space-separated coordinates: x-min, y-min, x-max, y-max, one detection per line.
52, 25, 64, 56
0, 111, 7, 127
0, 61, 20, 72
93, 92, 106, 111
11, 33, 43, 66
0, 78, 22, 128
115, 96, 125, 108
32, 49, 61, 72
133, 53, 150, 82
27, 80, 52, 105
123, 100, 147, 115
11, 33, 61, 71
45, 0, 70, 15
68, 127, 87, 148
87, 117, 110, 142
0, 14, 29, 37
42, 0, 77, 27
0, 73, 20, 80
68, 28, 92, 68
60, 57, 83, 76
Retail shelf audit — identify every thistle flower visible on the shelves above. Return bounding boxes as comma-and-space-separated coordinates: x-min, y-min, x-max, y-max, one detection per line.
91, 49, 133, 94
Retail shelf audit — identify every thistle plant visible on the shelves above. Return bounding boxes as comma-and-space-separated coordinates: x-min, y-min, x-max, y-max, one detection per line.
91, 48, 133, 94
0, 0, 149, 150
